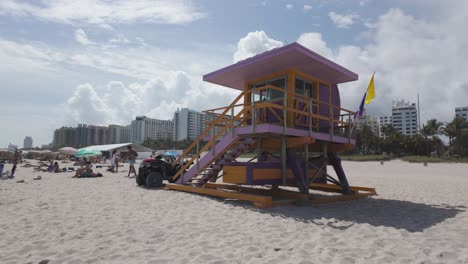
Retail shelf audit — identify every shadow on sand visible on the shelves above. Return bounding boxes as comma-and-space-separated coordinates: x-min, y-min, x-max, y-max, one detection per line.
224, 197, 466, 233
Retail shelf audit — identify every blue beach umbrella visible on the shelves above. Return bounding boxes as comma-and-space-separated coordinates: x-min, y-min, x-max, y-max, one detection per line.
75, 148, 102, 158
163, 151, 179, 157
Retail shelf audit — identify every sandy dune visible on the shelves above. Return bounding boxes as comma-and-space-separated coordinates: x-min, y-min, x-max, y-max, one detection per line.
1, 159, 468, 264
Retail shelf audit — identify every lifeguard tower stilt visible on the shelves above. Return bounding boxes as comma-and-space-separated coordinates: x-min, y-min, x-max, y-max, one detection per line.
165, 43, 376, 208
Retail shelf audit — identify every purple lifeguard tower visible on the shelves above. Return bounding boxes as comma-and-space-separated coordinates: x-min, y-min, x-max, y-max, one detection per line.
166, 42, 376, 208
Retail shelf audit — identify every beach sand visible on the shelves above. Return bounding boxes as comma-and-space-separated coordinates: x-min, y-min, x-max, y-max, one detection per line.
1, 159, 468, 264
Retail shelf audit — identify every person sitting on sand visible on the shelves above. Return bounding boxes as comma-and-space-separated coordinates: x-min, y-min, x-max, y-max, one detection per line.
73, 166, 102, 178
53, 162, 60, 173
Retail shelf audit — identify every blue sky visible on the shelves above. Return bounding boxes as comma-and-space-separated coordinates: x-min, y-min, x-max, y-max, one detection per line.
1, 0, 467, 148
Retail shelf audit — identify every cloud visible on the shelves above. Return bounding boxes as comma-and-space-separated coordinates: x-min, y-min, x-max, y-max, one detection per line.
297, 32, 333, 58
303, 5, 313, 13
233, 31, 283, 62
62, 72, 239, 126
233, 4, 468, 125
286, 4, 293, 10
328, 11, 359, 28
74, 28, 94, 45
0, 0, 205, 25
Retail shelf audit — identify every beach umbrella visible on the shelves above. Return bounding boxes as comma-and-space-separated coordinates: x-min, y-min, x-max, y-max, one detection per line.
75, 148, 102, 158
163, 151, 180, 157
58, 147, 77, 155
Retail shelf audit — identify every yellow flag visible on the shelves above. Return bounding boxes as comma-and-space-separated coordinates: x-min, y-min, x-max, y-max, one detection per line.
365, 73, 375, 105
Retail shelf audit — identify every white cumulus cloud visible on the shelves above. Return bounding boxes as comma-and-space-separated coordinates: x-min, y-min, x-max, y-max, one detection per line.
303, 5, 313, 13
328, 11, 359, 28
233, 31, 283, 62
0, 0, 205, 25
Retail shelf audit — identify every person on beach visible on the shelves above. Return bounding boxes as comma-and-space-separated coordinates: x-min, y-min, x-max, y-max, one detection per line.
126, 145, 138, 177
115, 153, 120, 173
53, 162, 60, 173
110, 149, 117, 173
11, 148, 20, 177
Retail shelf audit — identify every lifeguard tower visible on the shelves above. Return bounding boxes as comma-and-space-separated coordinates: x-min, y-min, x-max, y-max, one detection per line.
166, 42, 376, 208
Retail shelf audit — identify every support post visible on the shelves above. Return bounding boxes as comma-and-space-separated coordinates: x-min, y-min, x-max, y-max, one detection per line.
211, 111, 215, 156
281, 135, 287, 185
256, 138, 261, 163
251, 100, 256, 133
304, 143, 309, 185
231, 106, 234, 137
196, 140, 200, 170
283, 92, 288, 133
309, 99, 313, 136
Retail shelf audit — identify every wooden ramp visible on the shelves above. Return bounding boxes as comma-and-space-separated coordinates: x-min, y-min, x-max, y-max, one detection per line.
165, 183, 376, 208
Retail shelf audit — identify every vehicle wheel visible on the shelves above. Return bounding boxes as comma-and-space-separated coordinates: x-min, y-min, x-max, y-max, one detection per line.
146, 172, 163, 188
136, 174, 146, 186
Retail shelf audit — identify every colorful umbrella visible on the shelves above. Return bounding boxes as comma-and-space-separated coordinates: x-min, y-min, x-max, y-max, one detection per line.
75, 148, 102, 157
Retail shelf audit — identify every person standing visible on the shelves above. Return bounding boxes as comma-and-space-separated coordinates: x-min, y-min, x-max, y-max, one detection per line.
11, 148, 20, 177
126, 145, 138, 177
110, 149, 117, 173
115, 152, 120, 173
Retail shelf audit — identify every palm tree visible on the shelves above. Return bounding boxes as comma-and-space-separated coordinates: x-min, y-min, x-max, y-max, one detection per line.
444, 117, 467, 156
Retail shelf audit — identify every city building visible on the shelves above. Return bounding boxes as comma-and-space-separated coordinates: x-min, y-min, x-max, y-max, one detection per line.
355, 110, 380, 136
23, 136, 33, 149
121, 125, 131, 143
391, 100, 418, 136
130, 116, 173, 143
173, 108, 218, 141
53, 127, 76, 147
379, 115, 393, 137
108, 124, 125, 144
87, 125, 109, 146
455, 106, 468, 122
75, 124, 88, 148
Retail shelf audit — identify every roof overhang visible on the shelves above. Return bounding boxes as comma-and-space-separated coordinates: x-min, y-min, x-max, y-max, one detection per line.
85, 143, 153, 152
203, 42, 358, 90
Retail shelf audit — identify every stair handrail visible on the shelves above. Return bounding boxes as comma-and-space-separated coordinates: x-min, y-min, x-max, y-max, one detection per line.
172, 108, 248, 182
172, 91, 245, 166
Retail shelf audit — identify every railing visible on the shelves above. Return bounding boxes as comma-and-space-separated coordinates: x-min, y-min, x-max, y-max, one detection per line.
171, 84, 357, 182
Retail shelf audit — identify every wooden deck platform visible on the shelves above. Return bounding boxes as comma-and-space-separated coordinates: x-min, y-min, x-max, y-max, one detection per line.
165, 183, 376, 208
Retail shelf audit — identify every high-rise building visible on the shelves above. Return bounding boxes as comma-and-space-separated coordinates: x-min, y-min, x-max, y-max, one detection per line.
75, 124, 88, 148
392, 100, 418, 136
53, 127, 76, 147
379, 115, 393, 137
355, 110, 380, 136
173, 108, 220, 141
108, 124, 125, 144
87, 125, 109, 145
455, 106, 468, 122
121, 125, 131, 143
23, 136, 33, 149
130, 116, 173, 143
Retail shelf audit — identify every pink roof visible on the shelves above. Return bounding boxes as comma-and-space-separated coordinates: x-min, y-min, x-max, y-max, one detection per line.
203, 42, 358, 91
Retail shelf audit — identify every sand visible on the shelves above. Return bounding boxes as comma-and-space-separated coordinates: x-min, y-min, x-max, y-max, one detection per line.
1, 159, 468, 264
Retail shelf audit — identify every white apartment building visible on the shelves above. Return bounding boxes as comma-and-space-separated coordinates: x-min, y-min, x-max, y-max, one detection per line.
23, 136, 33, 149
130, 116, 173, 143
379, 115, 393, 137
173, 108, 216, 141
455, 106, 468, 122
355, 110, 380, 136
392, 100, 418, 136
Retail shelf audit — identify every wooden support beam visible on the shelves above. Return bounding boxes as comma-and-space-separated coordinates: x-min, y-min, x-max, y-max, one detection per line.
165, 183, 273, 208
307, 143, 354, 153
260, 136, 314, 150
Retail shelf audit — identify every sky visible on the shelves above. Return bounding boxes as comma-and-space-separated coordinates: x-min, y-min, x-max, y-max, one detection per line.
1, 0, 467, 148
